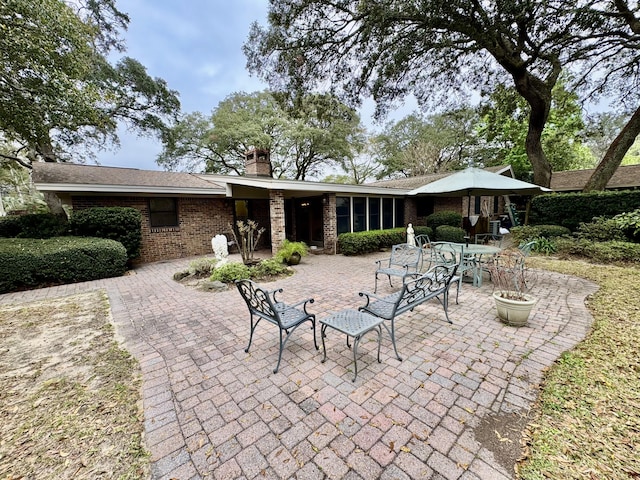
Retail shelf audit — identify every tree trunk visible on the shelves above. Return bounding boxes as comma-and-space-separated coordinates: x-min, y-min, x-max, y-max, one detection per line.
513, 72, 554, 187
583, 105, 640, 192
43, 192, 68, 218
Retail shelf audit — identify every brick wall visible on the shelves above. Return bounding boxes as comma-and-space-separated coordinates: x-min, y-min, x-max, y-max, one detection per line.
404, 197, 417, 226
322, 194, 337, 253
269, 190, 286, 256
72, 196, 234, 263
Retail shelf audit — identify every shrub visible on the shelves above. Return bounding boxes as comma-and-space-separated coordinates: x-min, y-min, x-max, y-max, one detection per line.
251, 258, 291, 278
209, 262, 251, 283
70, 207, 142, 260
575, 217, 626, 243
554, 238, 640, 264
530, 190, 640, 230
426, 211, 463, 230
188, 257, 218, 276
511, 224, 571, 243
613, 208, 640, 242
337, 228, 405, 255
0, 213, 68, 239
434, 225, 466, 243
0, 237, 127, 293
274, 240, 308, 264
413, 225, 433, 238
531, 237, 557, 255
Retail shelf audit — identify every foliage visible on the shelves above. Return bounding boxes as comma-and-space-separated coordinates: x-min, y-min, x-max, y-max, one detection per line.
555, 238, 640, 264
613, 208, 640, 242
188, 257, 218, 276
477, 79, 594, 179
337, 228, 406, 256
518, 258, 640, 479
530, 237, 557, 255
245, 2, 630, 187
530, 190, 640, 231
70, 207, 142, 260
511, 224, 572, 244
158, 91, 363, 180
574, 217, 627, 243
0, 161, 47, 213
0, 237, 127, 293
227, 220, 265, 264
274, 240, 308, 264
0, 0, 179, 165
209, 262, 252, 284
373, 109, 478, 178
0, 213, 68, 239
250, 258, 290, 278
426, 211, 462, 230
434, 225, 466, 243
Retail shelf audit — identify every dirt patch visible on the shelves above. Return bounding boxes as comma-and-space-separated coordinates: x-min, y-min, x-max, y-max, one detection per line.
0, 290, 149, 479
473, 410, 532, 476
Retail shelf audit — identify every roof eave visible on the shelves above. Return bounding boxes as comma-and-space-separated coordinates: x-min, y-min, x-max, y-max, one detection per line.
33, 183, 227, 196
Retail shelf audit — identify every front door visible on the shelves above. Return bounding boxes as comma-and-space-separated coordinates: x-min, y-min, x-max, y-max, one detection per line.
294, 197, 323, 246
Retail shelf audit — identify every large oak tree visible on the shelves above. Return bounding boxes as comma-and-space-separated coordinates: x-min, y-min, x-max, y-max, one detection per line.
0, 0, 179, 167
245, 1, 609, 187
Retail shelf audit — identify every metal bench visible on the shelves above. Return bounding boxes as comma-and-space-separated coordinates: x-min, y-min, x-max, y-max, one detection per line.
374, 243, 423, 293
235, 279, 318, 373
359, 264, 458, 361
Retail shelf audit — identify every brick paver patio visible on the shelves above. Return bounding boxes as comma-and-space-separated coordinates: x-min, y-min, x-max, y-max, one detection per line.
0, 251, 597, 479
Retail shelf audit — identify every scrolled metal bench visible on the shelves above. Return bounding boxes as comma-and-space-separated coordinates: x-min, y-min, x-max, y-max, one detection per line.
358, 264, 458, 361
235, 279, 318, 373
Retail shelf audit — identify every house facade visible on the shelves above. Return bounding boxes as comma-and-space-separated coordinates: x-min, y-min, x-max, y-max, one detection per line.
32, 158, 516, 263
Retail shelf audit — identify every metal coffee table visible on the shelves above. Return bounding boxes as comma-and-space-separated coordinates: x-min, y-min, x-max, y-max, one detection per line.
320, 309, 384, 382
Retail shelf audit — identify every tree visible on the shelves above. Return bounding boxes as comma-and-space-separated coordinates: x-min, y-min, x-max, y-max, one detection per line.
0, 0, 179, 167
245, 1, 609, 187
372, 109, 478, 179
576, 1, 640, 191
158, 91, 364, 180
477, 79, 594, 179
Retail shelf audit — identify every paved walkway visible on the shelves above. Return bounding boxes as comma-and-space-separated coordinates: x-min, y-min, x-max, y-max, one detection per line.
0, 252, 598, 480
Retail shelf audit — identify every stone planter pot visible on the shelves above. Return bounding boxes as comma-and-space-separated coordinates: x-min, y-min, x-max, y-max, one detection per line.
492, 291, 537, 327
286, 252, 302, 266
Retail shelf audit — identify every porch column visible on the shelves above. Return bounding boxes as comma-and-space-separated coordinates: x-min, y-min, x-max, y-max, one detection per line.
269, 189, 286, 256
323, 193, 337, 254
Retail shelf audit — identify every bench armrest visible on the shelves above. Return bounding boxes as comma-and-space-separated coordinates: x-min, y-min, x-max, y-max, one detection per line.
375, 257, 391, 268
358, 290, 395, 309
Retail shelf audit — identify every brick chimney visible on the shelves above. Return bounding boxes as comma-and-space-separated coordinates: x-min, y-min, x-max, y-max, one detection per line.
245, 149, 272, 177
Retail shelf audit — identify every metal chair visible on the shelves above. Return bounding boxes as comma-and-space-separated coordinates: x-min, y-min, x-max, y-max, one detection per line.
235, 279, 318, 373
374, 243, 423, 293
428, 242, 471, 305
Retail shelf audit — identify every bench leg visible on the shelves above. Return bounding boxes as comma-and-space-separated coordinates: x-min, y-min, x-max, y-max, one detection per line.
245, 314, 260, 353
381, 320, 403, 362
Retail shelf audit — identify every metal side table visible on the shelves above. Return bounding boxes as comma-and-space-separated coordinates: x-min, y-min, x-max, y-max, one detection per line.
320, 309, 384, 382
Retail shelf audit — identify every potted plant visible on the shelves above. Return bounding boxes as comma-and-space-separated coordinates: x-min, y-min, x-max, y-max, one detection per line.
274, 239, 309, 265
486, 249, 537, 326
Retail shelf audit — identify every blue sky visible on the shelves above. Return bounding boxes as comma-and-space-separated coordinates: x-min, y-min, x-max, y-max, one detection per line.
97, 0, 271, 171
96, 0, 418, 172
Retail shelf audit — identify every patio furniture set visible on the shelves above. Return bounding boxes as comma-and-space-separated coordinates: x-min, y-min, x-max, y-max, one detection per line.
236, 238, 505, 382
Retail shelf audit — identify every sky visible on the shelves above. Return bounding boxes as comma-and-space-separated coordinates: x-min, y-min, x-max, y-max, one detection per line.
96, 0, 270, 171
96, 0, 419, 173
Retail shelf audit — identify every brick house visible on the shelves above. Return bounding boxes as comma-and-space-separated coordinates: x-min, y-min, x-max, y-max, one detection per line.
32, 158, 517, 263
550, 164, 640, 192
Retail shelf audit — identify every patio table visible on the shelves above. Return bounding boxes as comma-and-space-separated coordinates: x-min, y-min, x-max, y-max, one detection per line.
320, 309, 384, 382
447, 243, 501, 287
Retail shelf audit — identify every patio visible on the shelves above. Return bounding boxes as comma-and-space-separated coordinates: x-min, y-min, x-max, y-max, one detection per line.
0, 252, 597, 479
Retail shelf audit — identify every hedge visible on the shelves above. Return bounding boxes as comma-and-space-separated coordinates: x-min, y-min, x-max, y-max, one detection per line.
530, 190, 640, 231
70, 207, 142, 260
426, 211, 463, 230
0, 237, 127, 293
337, 226, 434, 256
0, 213, 68, 239
434, 225, 467, 243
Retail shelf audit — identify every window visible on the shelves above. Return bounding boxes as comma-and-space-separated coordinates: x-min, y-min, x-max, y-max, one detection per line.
149, 198, 178, 227
382, 198, 394, 229
336, 197, 350, 234
353, 197, 366, 232
368, 198, 380, 230
474, 196, 481, 215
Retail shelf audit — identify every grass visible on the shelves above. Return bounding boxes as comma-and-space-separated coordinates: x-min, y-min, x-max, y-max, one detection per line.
0, 290, 149, 479
517, 257, 640, 479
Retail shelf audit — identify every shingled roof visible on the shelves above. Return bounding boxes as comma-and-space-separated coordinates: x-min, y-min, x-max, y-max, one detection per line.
32, 162, 226, 195
550, 164, 640, 192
